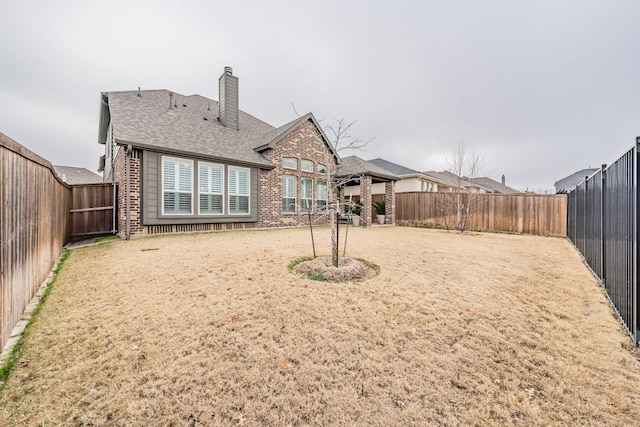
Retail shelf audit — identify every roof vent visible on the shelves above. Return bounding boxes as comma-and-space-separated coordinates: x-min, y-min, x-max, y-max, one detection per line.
169, 92, 173, 109
224, 66, 233, 75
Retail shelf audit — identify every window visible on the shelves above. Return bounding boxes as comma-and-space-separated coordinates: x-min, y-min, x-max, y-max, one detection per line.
199, 163, 224, 214
283, 175, 296, 212
163, 157, 193, 214
317, 164, 327, 174
228, 167, 250, 214
282, 157, 297, 170
301, 159, 313, 172
317, 181, 327, 211
301, 178, 313, 211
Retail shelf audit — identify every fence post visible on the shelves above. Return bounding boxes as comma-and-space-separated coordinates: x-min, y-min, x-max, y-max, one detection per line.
601, 164, 607, 287
635, 137, 640, 346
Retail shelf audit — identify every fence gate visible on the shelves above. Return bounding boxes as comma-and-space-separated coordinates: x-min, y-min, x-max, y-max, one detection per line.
69, 182, 117, 241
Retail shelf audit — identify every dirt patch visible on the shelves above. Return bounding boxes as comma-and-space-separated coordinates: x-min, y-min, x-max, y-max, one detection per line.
1, 226, 640, 426
292, 256, 379, 282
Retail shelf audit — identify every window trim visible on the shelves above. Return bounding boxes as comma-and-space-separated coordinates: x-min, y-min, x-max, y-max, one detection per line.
317, 180, 328, 211
198, 161, 225, 215
228, 166, 251, 215
161, 156, 194, 216
301, 178, 313, 212
301, 159, 314, 173
282, 157, 297, 170
282, 175, 297, 213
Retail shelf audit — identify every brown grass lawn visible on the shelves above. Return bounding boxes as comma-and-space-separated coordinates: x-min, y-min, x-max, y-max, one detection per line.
1, 226, 640, 426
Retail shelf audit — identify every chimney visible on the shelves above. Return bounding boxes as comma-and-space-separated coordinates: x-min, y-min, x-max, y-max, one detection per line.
501, 174, 506, 185
218, 66, 239, 130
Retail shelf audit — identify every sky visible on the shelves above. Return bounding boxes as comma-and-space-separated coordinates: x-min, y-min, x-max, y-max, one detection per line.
2, 0, 639, 193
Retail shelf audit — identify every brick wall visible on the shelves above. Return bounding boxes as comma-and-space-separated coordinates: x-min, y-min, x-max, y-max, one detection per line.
257, 119, 336, 228
384, 181, 396, 225
111, 147, 143, 238
107, 118, 338, 238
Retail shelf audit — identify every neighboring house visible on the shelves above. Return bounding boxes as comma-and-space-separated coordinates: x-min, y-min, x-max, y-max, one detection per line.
342, 158, 519, 195
422, 171, 520, 194
98, 67, 340, 238
53, 165, 103, 185
334, 156, 398, 225
469, 176, 520, 194
554, 168, 599, 194
342, 158, 446, 196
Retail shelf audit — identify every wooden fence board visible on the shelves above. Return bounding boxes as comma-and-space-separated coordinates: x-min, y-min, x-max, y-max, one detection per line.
1, 132, 71, 350
396, 192, 567, 237
69, 183, 116, 241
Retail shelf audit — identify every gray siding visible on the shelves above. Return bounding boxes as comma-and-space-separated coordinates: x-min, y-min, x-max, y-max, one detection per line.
142, 150, 258, 225
218, 73, 239, 130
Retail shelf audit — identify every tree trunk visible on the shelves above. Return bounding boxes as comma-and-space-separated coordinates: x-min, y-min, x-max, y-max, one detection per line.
331, 209, 339, 267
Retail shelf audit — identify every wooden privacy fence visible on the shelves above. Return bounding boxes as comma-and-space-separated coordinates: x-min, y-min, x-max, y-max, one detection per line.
396, 192, 567, 237
1, 132, 71, 351
70, 183, 117, 242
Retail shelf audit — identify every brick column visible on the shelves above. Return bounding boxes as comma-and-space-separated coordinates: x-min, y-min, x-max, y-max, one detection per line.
385, 180, 395, 225
360, 175, 373, 227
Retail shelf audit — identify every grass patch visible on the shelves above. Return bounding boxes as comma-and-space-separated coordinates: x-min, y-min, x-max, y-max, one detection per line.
0, 250, 70, 386
307, 272, 327, 281
95, 235, 120, 244
287, 256, 311, 272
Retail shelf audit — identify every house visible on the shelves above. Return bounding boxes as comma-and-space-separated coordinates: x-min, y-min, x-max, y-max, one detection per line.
334, 156, 399, 226
53, 165, 103, 185
422, 171, 520, 194
98, 67, 340, 238
469, 176, 520, 194
554, 168, 599, 194
342, 157, 518, 195
342, 158, 449, 198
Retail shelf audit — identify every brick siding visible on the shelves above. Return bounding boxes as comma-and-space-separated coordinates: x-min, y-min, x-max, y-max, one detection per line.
257, 120, 336, 228
108, 118, 338, 238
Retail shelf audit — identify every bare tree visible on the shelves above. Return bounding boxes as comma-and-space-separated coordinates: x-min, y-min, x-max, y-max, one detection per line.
444, 142, 483, 233
320, 119, 373, 267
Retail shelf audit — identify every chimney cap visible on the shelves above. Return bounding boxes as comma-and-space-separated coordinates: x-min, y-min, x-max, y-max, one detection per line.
224, 66, 233, 75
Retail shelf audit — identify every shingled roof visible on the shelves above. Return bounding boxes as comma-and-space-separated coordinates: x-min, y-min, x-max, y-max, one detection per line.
335, 156, 399, 181
100, 90, 333, 168
367, 158, 418, 176
53, 165, 103, 185
470, 177, 520, 194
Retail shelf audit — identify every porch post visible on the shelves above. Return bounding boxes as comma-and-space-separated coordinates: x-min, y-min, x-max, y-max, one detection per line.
385, 180, 396, 225
360, 175, 373, 227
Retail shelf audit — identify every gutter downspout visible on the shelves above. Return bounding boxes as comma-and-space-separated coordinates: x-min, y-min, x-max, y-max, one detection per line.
125, 144, 132, 240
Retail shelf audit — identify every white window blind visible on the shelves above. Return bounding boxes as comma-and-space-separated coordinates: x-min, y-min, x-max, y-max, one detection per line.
163, 157, 193, 215
229, 167, 249, 214
317, 181, 327, 211
301, 178, 313, 212
199, 163, 224, 214
282, 175, 296, 213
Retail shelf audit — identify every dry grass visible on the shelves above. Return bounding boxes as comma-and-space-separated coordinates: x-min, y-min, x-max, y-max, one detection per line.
1, 226, 640, 426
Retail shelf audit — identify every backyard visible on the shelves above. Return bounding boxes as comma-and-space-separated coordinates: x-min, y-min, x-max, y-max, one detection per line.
1, 226, 640, 426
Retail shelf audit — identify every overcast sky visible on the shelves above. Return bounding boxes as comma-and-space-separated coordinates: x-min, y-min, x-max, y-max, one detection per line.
2, 0, 639, 192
